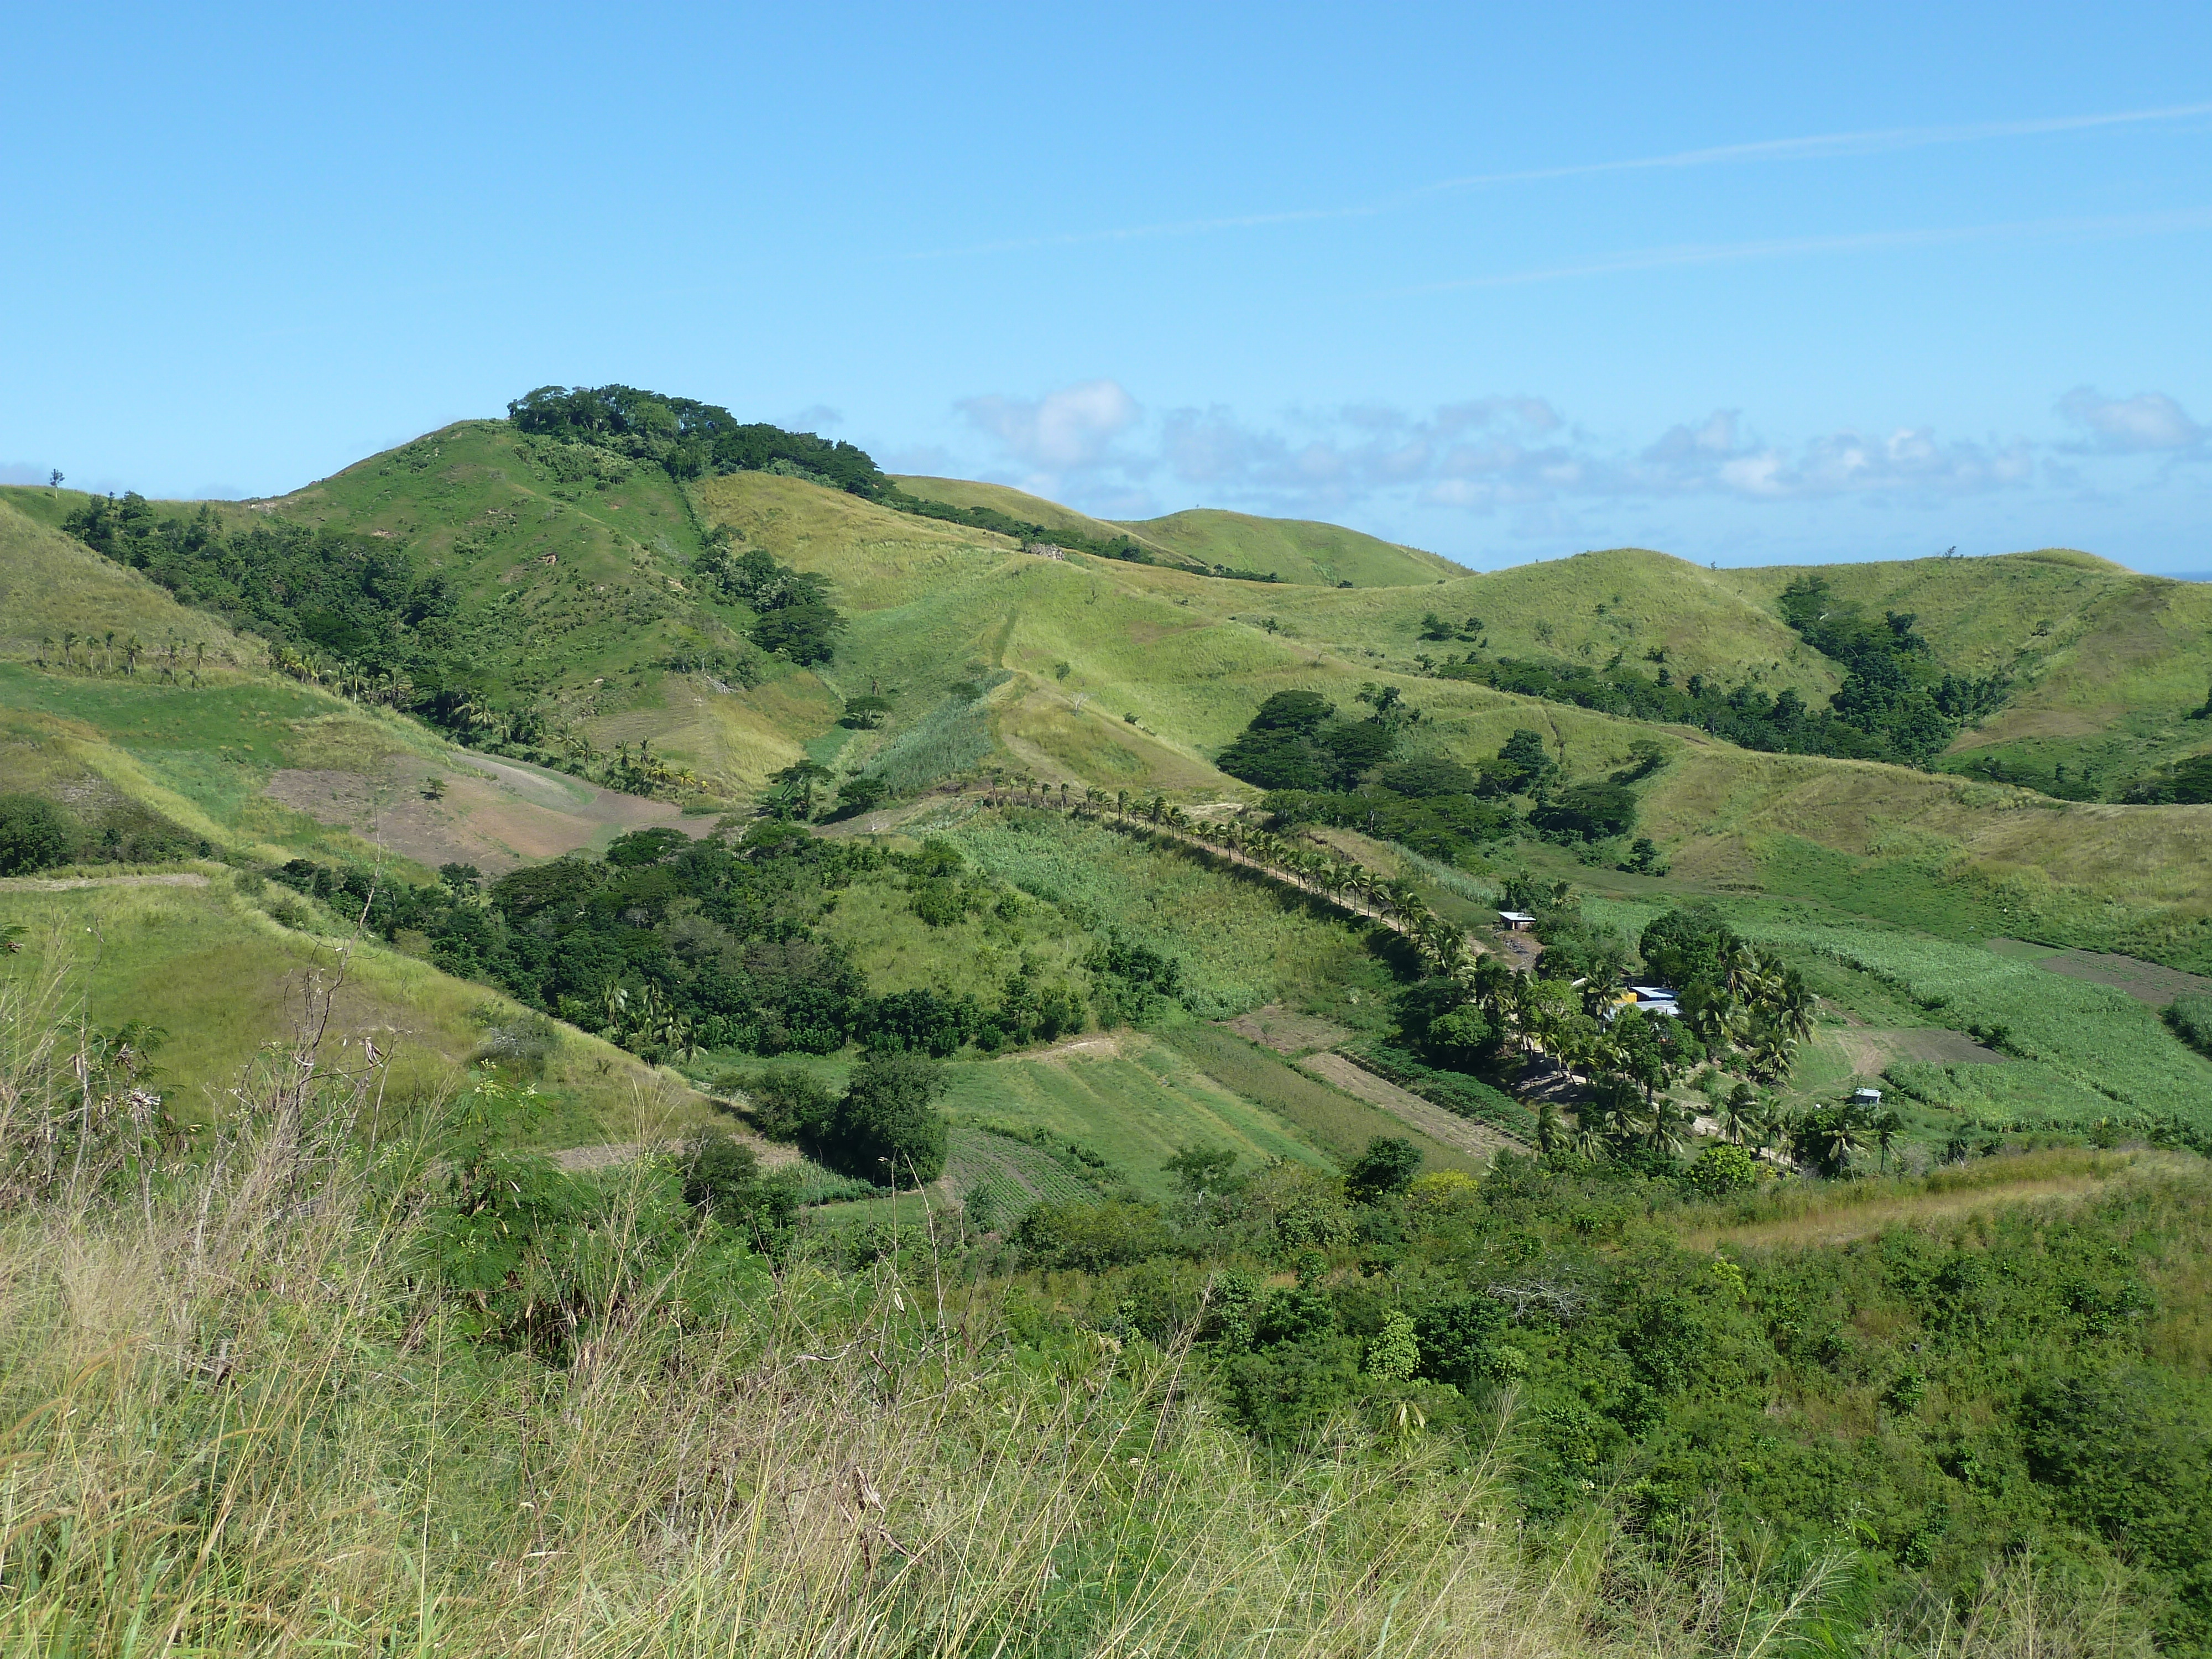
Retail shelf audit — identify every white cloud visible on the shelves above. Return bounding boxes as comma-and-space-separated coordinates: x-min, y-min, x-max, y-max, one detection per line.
2056, 386, 2205, 453
942, 383, 2138, 536
957, 379, 1141, 483
782, 404, 845, 435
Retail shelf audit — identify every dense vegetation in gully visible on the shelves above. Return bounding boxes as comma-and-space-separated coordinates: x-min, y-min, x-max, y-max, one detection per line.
3, 384, 2210, 1653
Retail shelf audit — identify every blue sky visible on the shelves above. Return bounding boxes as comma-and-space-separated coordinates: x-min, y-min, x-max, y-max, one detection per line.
3, 2, 2209, 573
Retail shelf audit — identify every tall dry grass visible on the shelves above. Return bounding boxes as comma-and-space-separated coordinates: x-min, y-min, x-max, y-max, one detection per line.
0, 969, 2151, 1656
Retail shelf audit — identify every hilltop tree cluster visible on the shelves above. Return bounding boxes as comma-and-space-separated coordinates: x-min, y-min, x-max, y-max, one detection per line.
509, 384, 890, 494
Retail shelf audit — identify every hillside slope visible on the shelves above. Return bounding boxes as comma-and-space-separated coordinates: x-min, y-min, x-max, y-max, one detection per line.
890, 475, 1188, 564
1712, 550, 2212, 789
0, 495, 249, 661
1115, 507, 1467, 588
11, 417, 2210, 966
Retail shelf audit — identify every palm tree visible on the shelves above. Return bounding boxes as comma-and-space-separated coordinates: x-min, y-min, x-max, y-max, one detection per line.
1873, 1107, 1903, 1173
123, 633, 142, 675
1645, 1094, 1693, 1155
1720, 1083, 1759, 1146
1749, 1021, 1798, 1085
60, 629, 78, 670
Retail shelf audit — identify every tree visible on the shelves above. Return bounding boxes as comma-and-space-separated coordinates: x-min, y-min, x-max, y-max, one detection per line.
1531, 782, 1637, 841
1165, 1143, 1240, 1194
48, 469, 62, 489
1688, 1142, 1760, 1197
0, 795, 73, 875
823, 1052, 949, 1185
1346, 1136, 1423, 1202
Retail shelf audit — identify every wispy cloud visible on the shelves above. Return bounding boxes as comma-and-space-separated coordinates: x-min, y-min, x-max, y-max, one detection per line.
901, 100, 2212, 262
1398, 206, 2212, 293
956, 379, 1142, 499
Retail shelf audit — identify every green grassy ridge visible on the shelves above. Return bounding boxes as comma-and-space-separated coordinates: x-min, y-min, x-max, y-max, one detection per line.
13, 424, 2209, 964
0, 495, 254, 660
1709, 550, 2212, 789
890, 476, 1464, 588
890, 474, 1192, 565
1113, 507, 1467, 588
0, 870, 691, 1143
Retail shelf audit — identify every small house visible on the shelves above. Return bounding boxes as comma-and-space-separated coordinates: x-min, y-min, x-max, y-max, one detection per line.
1603, 984, 1679, 1021
1498, 910, 1536, 931
1850, 1087, 1884, 1108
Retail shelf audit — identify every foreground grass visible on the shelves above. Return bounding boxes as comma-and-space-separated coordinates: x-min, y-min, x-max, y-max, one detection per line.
0, 1148, 1613, 1656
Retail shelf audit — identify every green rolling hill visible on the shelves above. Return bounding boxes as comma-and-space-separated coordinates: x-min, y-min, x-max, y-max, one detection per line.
1114, 507, 1467, 588
7, 401, 2210, 973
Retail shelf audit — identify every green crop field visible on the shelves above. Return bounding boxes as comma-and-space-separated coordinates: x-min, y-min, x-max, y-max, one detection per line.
1582, 889, 2212, 1134
935, 806, 1403, 1021
936, 1039, 1335, 1198
1160, 1024, 1483, 1173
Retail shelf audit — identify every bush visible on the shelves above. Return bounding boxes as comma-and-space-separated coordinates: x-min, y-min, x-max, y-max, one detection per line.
679, 1134, 804, 1255
1687, 1142, 1760, 1197
1346, 1136, 1423, 1202
821, 1052, 948, 1184
0, 795, 74, 875
2166, 994, 2212, 1060
1530, 782, 1637, 841
1014, 1199, 1176, 1271
743, 1067, 838, 1141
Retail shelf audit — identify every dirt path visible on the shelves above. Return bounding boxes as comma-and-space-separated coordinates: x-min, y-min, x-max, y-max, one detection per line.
0, 872, 211, 891
1299, 1051, 1524, 1160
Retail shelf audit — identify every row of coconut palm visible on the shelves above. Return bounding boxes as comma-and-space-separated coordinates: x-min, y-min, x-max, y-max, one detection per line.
36, 630, 221, 680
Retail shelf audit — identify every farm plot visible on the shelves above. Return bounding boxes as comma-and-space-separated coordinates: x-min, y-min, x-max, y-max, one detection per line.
1736, 918, 2212, 1131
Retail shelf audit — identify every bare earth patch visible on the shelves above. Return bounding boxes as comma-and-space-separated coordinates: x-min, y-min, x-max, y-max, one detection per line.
267, 748, 695, 874
1817, 1027, 2006, 1076
1298, 1051, 1521, 1159
1225, 1003, 1353, 1056
1990, 939, 2212, 1007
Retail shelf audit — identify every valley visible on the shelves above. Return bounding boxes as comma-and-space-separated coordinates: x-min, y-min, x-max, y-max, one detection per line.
6, 389, 2212, 1654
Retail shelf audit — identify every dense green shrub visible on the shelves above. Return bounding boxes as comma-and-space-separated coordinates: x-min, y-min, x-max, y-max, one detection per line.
1015, 1199, 1177, 1271
820, 1052, 948, 1185
0, 795, 73, 875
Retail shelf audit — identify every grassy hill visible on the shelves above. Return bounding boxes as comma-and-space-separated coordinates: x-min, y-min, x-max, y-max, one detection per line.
1709, 550, 2212, 790
1114, 507, 1467, 588
12, 426, 2205, 967
891, 475, 1188, 564
889, 478, 1467, 588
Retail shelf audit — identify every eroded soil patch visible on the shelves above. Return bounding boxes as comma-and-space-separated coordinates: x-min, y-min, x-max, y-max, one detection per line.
267, 749, 693, 873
